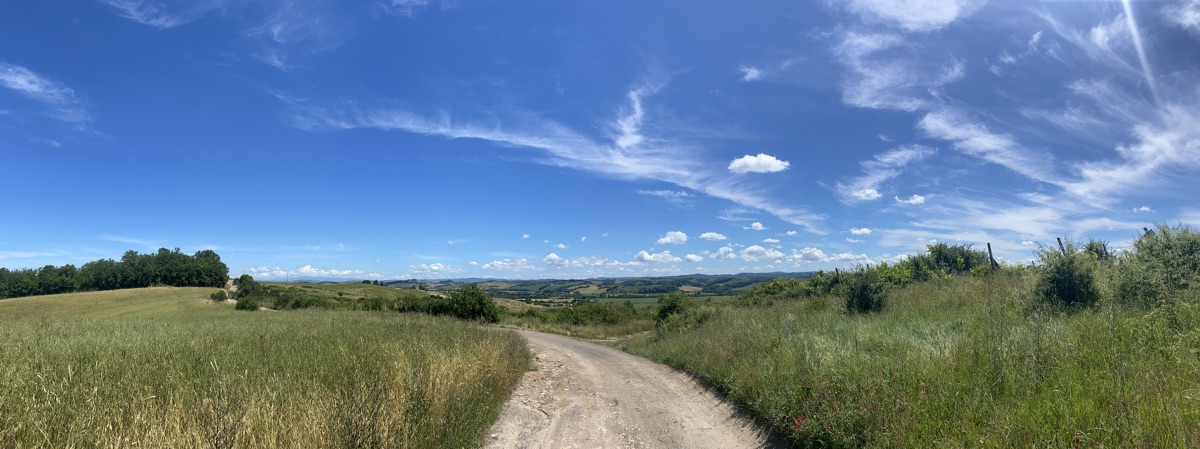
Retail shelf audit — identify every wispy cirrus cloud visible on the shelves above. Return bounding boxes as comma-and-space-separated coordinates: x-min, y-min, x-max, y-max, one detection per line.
100, 234, 166, 250
638, 189, 693, 207
835, 145, 935, 203
0, 62, 90, 126
246, 0, 343, 71
380, 0, 430, 18
287, 81, 827, 233
95, 0, 227, 29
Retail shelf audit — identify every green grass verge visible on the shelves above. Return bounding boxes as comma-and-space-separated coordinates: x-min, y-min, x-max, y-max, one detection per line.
619, 274, 1200, 447
0, 287, 530, 448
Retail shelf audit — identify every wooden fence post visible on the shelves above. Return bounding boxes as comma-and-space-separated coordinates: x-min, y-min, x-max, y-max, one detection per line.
987, 242, 999, 270
1057, 237, 1067, 255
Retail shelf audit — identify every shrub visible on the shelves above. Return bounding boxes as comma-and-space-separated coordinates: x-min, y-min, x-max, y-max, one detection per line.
656, 304, 719, 333
209, 290, 228, 302
1035, 241, 1099, 309
448, 283, 499, 323
234, 295, 259, 311
1112, 223, 1200, 308
844, 268, 886, 313
655, 292, 696, 327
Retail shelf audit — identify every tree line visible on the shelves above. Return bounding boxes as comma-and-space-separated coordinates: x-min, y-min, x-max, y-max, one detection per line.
0, 248, 229, 299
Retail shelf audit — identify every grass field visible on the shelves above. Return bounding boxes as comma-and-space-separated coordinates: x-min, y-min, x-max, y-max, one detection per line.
619, 273, 1200, 447
0, 287, 530, 448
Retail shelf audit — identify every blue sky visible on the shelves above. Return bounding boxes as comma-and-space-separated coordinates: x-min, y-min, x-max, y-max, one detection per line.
2, 0, 1198, 280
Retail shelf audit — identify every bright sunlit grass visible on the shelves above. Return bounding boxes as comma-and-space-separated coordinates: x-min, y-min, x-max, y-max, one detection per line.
621, 273, 1200, 447
0, 288, 530, 448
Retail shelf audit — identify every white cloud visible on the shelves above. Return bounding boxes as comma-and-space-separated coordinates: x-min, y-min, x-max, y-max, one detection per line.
611, 85, 656, 149
0, 250, 69, 260
553, 243, 568, 249
785, 247, 827, 263
291, 83, 826, 233
581, 236, 588, 242
852, 188, 882, 201
698, 232, 728, 241
1132, 206, 1153, 213
850, 227, 873, 235
783, 248, 871, 264
0, 62, 90, 125
447, 239, 468, 245
919, 109, 1060, 184
635, 250, 681, 263
763, 238, 780, 244
684, 254, 704, 262
543, 253, 568, 268
248, 1, 342, 71
740, 245, 785, 262
96, 0, 225, 29
382, 0, 430, 18
711, 246, 738, 260
468, 261, 478, 266
786, 231, 798, 236
895, 194, 926, 205
656, 231, 688, 245
846, 238, 864, 243
836, 145, 935, 203
846, 0, 985, 32
833, 31, 926, 111
249, 264, 373, 280
744, 222, 767, 231
1165, 0, 1200, 31
1060, 105, 1200, 206
522, 233, 530, 239
1021, 241, 1036, 246
405, 263, 460, 278
482, 258, 538, 271
728, 153, 790, 174
638, 189, 693, 207
739, 66, 763, 82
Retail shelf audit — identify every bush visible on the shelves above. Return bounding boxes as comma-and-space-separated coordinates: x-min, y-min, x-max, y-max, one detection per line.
210, 290, 228, 302
655, 292, 696, 327
1112, 223, 1200, 308
234, 295, 259, 311
844, 268, 886, 313
1035, 241, 1099, 309
448, 283, 499, 323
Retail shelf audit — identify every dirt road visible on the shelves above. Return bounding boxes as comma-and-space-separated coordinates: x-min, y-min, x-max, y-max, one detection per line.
484, 330, 784, 449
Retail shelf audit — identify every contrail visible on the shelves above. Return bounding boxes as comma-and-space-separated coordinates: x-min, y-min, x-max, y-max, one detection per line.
1122, 0, 1161, 105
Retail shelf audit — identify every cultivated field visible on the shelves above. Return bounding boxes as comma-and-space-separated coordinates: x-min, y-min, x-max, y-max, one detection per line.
0, 287, 530, 448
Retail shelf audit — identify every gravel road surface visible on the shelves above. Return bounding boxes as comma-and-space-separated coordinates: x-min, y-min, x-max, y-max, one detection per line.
484, 330, 784, 449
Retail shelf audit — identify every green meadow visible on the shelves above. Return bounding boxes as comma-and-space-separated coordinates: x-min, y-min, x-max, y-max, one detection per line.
0, 287, 530, 449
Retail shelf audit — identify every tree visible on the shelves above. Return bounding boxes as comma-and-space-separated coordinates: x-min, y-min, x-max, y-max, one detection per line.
448, 283, 499, 323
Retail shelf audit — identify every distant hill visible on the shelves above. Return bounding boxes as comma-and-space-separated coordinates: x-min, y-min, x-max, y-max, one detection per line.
381, 272, 817, 300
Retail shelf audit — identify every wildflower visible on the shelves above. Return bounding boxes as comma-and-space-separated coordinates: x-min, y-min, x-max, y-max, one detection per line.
793, 416, 805, 429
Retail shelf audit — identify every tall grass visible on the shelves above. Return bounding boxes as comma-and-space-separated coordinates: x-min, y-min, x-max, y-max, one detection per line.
621, 274, 1200, 447
0, 287, 530, 448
